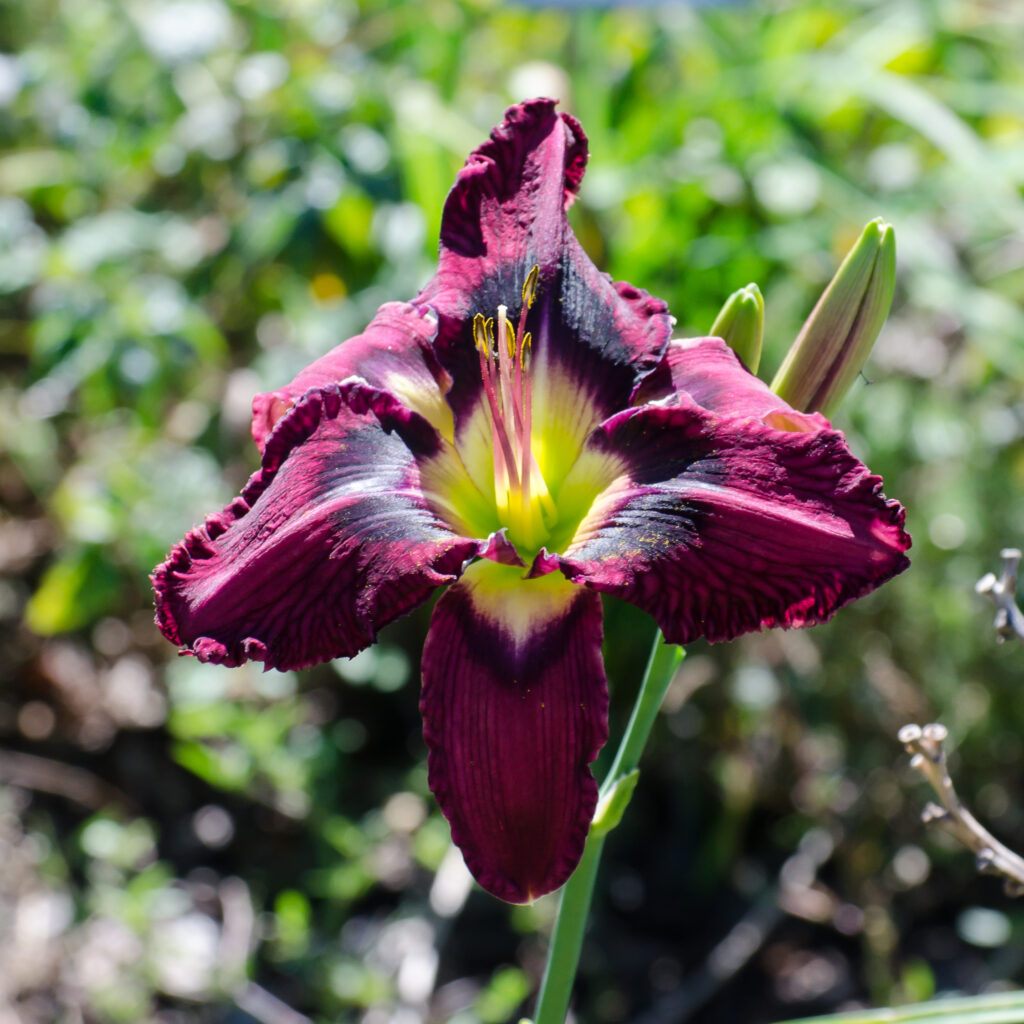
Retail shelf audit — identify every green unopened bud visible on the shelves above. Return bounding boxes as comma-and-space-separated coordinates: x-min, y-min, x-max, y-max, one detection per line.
710, 282, 764, 373
591, 769, 639, 837
771, 218, 896, 416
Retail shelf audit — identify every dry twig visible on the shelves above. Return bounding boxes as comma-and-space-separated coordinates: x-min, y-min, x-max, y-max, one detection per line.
899, 722, 1024, 896
975, 547, 1024, 642
0, 749, 136, 812
631, 829, 838, 1024
219, 876, 314, 1024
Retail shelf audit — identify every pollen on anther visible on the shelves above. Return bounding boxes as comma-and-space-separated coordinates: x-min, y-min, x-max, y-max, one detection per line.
522, 264, 540, 308
519, 332, 532, 372
472, 312, 488, 353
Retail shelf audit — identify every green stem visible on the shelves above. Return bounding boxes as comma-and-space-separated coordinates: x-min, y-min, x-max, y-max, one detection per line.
533, 631, 684, 1024
532, 831, 606, 1024
598, 637, 684, 799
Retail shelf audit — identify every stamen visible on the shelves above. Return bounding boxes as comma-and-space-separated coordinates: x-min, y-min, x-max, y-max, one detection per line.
473, 269, 556, 550
476, 312, 520, 502
497, 305, 526, 440
519, 328, 533, 519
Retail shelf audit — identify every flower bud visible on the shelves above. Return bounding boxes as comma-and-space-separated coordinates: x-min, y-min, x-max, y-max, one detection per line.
771, 218, 896, 416
710, 282, 764, 373
591, 769, 639, 837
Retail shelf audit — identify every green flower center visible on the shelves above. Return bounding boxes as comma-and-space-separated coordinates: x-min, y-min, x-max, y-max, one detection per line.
419, 269, 623, 565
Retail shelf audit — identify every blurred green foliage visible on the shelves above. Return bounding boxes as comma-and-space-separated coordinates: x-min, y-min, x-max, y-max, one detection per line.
3, 0, 1024, 1022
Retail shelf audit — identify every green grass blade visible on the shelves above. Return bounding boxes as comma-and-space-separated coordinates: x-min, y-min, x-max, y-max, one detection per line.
778, 990, 1024, 1024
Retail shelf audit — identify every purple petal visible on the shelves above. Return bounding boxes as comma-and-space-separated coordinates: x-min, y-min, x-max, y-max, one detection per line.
250, 302, 453, 450
549, 394, 910, 645
415, 99, 672, 451
436, 98, 587, 270
154, 382, 479, 670
420, 562, 608, 903
634, 336, 829, 432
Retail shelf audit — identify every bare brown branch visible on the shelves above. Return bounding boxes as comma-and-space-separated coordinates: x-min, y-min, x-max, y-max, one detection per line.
899, 723, 1024, 896
976, 547, 1024, 642
0, 749, 136, 812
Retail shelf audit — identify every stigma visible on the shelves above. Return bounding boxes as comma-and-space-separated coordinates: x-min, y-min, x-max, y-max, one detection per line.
473, 265, 557, 551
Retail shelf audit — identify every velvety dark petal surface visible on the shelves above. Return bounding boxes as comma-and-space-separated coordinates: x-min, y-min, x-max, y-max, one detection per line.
154, 382, 479, 670
420, 560, 608, 903
634, 337, 829, 432
549, 395, 910, 645
414, 99, 672, 450
250, 302, 453, 450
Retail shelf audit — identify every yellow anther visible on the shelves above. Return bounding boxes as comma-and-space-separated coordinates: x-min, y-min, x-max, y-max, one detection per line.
473, 313, 488, 354
520, 332, 532, 369
522, 264, 540, 309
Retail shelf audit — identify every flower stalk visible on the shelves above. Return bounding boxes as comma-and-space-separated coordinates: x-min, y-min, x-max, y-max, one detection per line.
533, 634, 684, 1024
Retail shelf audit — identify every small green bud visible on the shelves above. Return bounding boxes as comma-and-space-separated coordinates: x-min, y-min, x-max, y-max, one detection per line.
710, 282, 764, 373
771, 218, 896, 416
591, 769, 640, 837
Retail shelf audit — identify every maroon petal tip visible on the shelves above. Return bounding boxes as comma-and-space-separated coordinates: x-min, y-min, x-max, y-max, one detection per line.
478, 529, 525, 567
420, 566, 608, 903
558, 396, 911, 647
439, 99, 588, 260
154, 382, 478, 672
250, 301, 448, 452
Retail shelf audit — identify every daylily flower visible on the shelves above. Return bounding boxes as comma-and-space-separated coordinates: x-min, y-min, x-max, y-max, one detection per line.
153, 99, 911, 904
